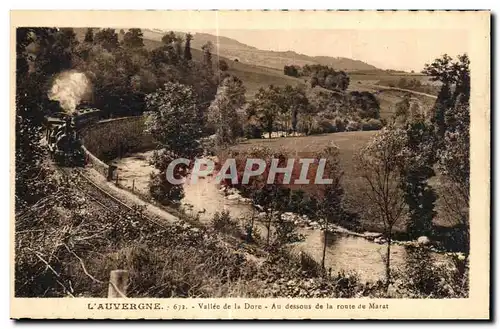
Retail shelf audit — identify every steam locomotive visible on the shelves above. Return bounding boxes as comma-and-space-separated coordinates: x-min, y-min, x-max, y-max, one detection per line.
44, 106, 101, 166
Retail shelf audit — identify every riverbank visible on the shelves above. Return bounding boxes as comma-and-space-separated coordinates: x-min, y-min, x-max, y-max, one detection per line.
111, 152, 464, 282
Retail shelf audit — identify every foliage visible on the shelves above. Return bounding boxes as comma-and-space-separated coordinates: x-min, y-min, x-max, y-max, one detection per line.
283, 65, 300, 77
122, 28, 145, 49
84, 28, 94, 43
15, 27, 76, 210
424, 53, 470, 251
184, 33, 193, 61
399, 118, 437, 239
312, 144, 344, 268
302, 64, 350, 91
436, 102, 470, 247
348, 91, 381, 119
246, 85, 283, 138
144, 82, 203, 204
211, 210, 241, 237
94, 28, 119, 51
361, 118, 383, 131
219, 59, 229, 71
393, 247, 469, 298
356, 128, 408, 286
145, 82, 203, 158
208, 75, 246, 148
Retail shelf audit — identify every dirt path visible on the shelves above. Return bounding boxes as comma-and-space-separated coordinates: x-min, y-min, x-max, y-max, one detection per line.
365, 84, 438, 99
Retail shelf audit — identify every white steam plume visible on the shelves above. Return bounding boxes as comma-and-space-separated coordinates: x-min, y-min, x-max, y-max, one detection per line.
48, 70, 92, 114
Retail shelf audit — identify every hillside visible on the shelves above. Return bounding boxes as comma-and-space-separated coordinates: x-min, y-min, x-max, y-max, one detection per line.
143, 29, 380, 72
74, 28, 308, 99
73, 28, 435, 115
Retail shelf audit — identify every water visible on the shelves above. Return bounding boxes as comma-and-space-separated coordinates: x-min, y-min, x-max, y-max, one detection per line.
114, 153, 450, 283
182, 177, 450, 283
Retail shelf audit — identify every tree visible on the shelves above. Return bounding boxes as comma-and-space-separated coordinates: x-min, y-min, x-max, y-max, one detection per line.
423, 54, 470, 138
208, 76, 246, 148
94, 28, 119, 51
145, 82, 203, 158
394, 94, 411, 123
283, 65, 299, 77
184, 33, 193, 61
161, 31, 177, 45
432, 82, 452, 139
400, 118, 437, 239
247, 86, 283, 138
423, 54, 470, 251
437, 101, 470, 253
84, 28, 94, 43
348, 91, 380, 119
356, 128, 408, 289
202, 41, 213, 68
282, 84, 309, 134
144, 82, 203, 204
312, 144, 344, 269
123, 28, 144, 49
15, 28, 67, 210
218, 59, 229, 71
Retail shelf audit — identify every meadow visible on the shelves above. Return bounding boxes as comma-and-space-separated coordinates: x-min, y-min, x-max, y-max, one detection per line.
232, 131, 457, 236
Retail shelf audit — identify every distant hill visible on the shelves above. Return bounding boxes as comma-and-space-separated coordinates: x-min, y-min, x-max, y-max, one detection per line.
142, 29, 380, 72
73, 28, 426, 117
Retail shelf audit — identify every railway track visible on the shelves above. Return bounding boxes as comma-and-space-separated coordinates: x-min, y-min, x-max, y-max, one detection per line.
56, 166, 168, 229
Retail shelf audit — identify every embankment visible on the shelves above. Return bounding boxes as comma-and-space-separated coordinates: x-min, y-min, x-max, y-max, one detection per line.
81, 116, 155, 180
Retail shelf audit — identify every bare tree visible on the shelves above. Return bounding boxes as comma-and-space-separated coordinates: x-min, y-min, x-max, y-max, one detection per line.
312, 143, 344, 270
356, 128, 408, 289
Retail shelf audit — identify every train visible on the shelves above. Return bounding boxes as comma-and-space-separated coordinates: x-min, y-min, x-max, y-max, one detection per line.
44, 106, 101, 166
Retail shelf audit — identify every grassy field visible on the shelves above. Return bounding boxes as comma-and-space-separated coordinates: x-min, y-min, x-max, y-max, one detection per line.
232, 131, 457, 234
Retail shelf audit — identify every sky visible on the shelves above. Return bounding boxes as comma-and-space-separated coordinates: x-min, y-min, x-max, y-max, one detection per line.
187, 29, 469, 72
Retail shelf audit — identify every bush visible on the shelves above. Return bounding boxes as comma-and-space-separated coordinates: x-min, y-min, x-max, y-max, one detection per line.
219, 60, 229, 71
211, 210, 241, 237
333, 117, 347, 132
361, 118, 383, 131
244, 123, 263, 139
149, 171, 184, 205
392, 246, 469, 298
272, 215, 304, 246
317, 119, 336, 133
346, 120, 361, 131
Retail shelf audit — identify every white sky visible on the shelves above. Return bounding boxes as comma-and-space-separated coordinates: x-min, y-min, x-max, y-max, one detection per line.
189, 29, 469, 72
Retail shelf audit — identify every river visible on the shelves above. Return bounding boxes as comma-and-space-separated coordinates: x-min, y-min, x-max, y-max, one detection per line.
114, 151, 450, 283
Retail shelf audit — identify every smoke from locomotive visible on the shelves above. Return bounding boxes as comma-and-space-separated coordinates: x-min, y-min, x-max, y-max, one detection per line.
45, 70, 100, 167
48, 70, 92, 114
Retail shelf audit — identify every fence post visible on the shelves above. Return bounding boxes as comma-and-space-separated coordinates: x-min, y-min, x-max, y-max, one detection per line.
107, 270, 129, 298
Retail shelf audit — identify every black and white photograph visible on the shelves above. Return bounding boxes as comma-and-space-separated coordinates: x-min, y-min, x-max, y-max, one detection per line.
10, 10, 490, 319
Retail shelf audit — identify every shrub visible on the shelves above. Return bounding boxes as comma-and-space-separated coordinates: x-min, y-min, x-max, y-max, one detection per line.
244, 123, 263, 139
148, 171, 184, 205
392, 246, 469, 298
219, 59, 229, 71
346, 120, 361, 131
272, 215, 304, 246
211, 210, 241, 237
333, 117, 347, 132
317, 119, 336, 133
361, 118, 383, 131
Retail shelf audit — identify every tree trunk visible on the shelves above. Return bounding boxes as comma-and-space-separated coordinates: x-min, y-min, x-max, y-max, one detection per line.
266, 215, 272, 245
385, 235, 392, 291
321, 225, 328, 270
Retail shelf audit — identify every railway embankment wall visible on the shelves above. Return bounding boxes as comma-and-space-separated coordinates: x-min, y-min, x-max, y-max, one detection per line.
81, 116, 155, 180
